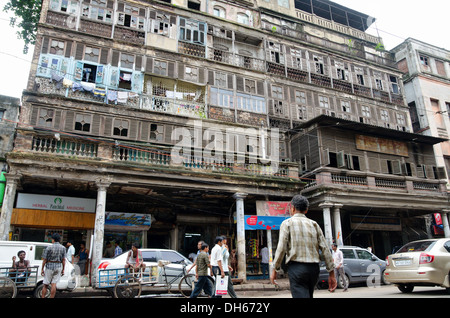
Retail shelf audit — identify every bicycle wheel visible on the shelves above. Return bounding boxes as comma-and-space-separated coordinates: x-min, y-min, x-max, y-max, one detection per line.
114, 275, 141, 298
0, 277, 17, 298
178, 274, 195, 298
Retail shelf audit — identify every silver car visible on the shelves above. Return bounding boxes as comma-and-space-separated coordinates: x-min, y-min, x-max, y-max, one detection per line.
318, 246, 386, 289
385, 238, 450, 294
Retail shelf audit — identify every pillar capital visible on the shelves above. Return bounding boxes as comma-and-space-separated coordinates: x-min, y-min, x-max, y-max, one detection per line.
333, 203, 343, 209
319, 202, 334, 209
95, 179, 111, 191
233, 192, 248, 200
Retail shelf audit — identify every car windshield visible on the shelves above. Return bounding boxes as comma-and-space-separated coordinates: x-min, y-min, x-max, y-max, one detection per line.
396, 240, 436, 253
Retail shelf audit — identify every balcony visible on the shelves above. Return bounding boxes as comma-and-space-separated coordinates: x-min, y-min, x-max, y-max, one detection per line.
302, 168, 447, 196
17, 131, 299, 181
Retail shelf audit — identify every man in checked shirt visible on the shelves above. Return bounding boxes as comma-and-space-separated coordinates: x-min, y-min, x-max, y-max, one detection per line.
271, 195, 336, 298
41, 233, 66, 298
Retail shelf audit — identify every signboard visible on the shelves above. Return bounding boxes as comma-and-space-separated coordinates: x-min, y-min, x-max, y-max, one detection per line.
16, 193, 96, 213
245, 215, 289, 230
105, 212, 152, 231
256, 201, 291, 217
355, 134, 408, 157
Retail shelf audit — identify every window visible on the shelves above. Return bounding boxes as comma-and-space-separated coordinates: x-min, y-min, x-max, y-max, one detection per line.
236, 13, 249, 25
153, 60, 168, 76
341, 249, 356, 259
119, 71, 132, 89
341, 100, 351, 113
419, 55, 429, 67
375, 78, 383, 90
356, 250, 373, 260
213, 6, 226, 18
142, 251, 157, 262
357, 74, 365, 86
314, 56, 324, 74
49, 40, 65, 56
361, 105, 370, 117
50, 0, 79, 14
77, 63, 97, 83
179, 18, 206, 45
380, 109, 389, 122
278, 0, 289, 8
236, 94, 266, 113
335, 62, 347, 80
81, 0, 113, 23
120, 53, 134, 69
149, 13, 172, 36
444, 241, 450, 253
267, 42, 284, 64
117, 2, 145, 30
271, 85, 285, 116
295, 91, 306, 104
390, 76, 399, 94
113, 119, 129, 137
75, 114, 91, 132
319, 95, 329, 108
187, 0, 200, 10
210, 88, 234, 108
396, 113, 406, 126
38, 109, 54, 127
297, 105, 307, 120
289, 48, 303, 69
160, 251, 185, 264
84, 46, 100, 63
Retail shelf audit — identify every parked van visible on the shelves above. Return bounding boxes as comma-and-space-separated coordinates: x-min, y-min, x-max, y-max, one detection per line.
0, 241, 77, 297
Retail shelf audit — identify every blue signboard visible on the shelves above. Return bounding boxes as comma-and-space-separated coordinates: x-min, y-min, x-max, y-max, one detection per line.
244, 215, 289, 230
105, 212, 151, 230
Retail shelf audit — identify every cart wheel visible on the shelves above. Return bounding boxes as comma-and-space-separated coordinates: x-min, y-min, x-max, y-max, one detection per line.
114, 275, 141, 298
179, 274, 196, 298
0, 277, 17, 298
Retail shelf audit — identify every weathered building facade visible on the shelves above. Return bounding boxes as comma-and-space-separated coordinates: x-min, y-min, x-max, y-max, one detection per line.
392, 38, 450, 183
0, 0, 449, 280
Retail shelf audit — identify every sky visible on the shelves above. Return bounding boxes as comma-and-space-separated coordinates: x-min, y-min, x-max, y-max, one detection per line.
0, 0, 449, 99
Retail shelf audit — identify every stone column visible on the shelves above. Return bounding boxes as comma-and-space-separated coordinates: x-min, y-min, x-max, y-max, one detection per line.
333, 204, 343, 246
442, 210, 450, 238
0, 174, 21, 241
319, 202, 334, 247
233, 192, 247, 282
91, 180, 111, 282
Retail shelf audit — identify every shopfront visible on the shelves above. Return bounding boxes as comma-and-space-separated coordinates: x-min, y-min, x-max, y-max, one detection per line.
244, 201, 291, 278
10, 193, 97, 252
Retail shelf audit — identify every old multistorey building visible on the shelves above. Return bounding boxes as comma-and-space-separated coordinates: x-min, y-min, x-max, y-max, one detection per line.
0, 0, 449, 280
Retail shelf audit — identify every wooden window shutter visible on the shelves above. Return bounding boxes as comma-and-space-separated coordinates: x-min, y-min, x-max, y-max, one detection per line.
100, 48, 109, 65
111, 51, 120, 67
64, 111, 75, 131
75, 43, 84, 60
64, 41, 73, 58
41, 37, 49, 54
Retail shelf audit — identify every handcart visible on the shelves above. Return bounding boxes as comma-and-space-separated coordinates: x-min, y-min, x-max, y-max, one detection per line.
96, 260, 204, 298
0, 266, 39, 298
97, 265, 159, 298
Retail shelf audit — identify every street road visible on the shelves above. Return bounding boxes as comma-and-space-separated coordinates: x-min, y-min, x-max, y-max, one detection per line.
238, 284, 450, 298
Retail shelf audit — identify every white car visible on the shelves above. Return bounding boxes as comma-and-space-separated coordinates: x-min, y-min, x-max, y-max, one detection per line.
96, 248, 195, 290
0, 240, 77, 298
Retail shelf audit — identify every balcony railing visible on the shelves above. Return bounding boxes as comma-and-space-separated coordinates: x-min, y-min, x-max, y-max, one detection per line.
302, 169, 447, 195
25, 133, 298, 180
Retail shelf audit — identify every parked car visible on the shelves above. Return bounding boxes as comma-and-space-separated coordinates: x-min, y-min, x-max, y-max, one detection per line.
96, 248, 195, 289
318, 246, 386, 289
384, 238, 450, 294
0, 240, 77, 298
